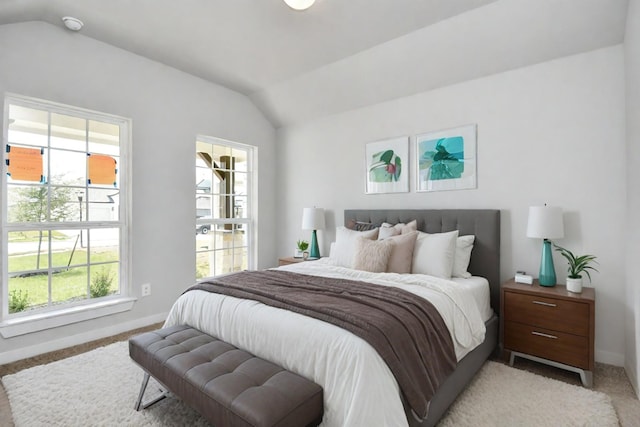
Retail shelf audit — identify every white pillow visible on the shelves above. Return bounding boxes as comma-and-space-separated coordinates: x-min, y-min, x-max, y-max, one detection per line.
378, 224, 401, 240
330, 226, 379, 268
452, 235, 475, 278
353, 238, 393, 273
411, 230, 459, 279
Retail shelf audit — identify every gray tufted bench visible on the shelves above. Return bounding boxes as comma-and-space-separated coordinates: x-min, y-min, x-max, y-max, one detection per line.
129, 324, 324, 427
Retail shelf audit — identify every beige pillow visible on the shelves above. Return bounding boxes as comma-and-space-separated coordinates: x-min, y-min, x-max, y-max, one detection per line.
452, 235, 475, 278
411, 230, 459, 279
330, 226, 379, 268
379, 219, 417, 237
385, 231, 418, 274
401, 220, 418, 234
353, 238, 393, 273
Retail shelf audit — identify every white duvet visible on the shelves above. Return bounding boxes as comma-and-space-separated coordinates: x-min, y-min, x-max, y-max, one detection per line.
164, 259, 487, 427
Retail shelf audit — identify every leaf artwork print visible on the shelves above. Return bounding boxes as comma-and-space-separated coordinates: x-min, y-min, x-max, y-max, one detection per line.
369, 149, 402, 183
419, 136, 464, 181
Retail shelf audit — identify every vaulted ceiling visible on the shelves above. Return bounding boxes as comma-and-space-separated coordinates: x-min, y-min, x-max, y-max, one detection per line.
0, 0, 630, 127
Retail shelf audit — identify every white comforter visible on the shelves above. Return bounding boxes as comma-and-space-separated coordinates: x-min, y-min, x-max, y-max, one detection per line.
164, 259, 486, 427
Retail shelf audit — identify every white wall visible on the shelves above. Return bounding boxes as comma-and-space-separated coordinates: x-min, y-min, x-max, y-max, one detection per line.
277, 46, 627, 365
0, 22, 276, 359
625, 0, 640, 395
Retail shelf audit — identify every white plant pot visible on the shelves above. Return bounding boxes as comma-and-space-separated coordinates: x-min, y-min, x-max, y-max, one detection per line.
566, 277, 583, 293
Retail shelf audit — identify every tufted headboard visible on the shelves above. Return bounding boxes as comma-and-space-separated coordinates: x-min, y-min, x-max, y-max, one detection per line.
344, 209, 501, 314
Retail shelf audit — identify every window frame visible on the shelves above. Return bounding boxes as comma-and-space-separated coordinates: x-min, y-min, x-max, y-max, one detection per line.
195, 135, 256, 277
0, 93, 132, 335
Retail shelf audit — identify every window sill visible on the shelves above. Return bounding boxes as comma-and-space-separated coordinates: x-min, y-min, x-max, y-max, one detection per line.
0, 297, 137, 338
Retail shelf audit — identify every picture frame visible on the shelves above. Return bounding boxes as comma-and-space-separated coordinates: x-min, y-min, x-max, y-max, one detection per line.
365, 136, 409, 194
415, 124, 477, 192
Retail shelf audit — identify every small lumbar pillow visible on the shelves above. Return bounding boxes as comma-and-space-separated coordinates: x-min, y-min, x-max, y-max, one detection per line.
346, 219, 378, 231
412, 230, 459, 279
385, 231, 419, 274
452, 235, 475, 278
330, 226, 379, 268
353, 238, 393, 273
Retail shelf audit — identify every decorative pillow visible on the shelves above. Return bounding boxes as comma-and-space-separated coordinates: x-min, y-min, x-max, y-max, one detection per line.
452, 235, 475, 278
346, 219, 378, 231
385, 231, 418, 274
411, 230, 459, 279
401, 220, 418, 234
330, 226, 379, 268
379, 219, 417, 237
353, 238, 393, 273
378, 224, 401, 240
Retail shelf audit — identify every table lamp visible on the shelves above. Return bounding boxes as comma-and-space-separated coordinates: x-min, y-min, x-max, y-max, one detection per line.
526, 205, 564, 286
302, 207, 325, 259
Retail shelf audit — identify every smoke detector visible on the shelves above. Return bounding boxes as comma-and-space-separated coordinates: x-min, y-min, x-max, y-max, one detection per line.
62, 16, 83, 31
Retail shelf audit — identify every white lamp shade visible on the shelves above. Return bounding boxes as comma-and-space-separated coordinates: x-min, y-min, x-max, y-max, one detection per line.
302, 207, 325, 230
526, 206, 564, 239
284, 0, 315, 10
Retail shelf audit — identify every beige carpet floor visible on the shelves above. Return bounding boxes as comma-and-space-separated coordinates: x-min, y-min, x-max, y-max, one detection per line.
0, 323, 162, 427
0, 324, 638, 426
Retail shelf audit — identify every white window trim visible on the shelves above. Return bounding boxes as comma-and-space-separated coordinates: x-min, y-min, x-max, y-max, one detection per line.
0, 297, 136, 338
196, 135, 257, 272
1, 93, 133, 330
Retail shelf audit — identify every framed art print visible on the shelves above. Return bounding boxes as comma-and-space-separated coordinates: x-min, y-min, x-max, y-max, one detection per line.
415, 124, 477, 192
365, 136, 409, 194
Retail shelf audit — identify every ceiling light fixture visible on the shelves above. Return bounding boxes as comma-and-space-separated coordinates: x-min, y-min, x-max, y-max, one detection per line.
283, 0, 315, 11
62, 16, 83, 31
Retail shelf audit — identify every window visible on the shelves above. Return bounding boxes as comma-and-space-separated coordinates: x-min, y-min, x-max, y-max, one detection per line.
196, 137, 255, 278
2, 95, 130, 325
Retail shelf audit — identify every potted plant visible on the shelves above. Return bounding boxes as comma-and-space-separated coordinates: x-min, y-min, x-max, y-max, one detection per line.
296, 240, 309, 259
553, 244, 598, 293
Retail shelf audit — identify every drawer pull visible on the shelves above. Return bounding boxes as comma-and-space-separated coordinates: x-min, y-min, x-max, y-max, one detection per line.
532, 300, 557, 307
531, 331, 558, 339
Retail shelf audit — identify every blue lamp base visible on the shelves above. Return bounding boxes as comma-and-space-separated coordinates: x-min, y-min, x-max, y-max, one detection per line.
538, 239, 557, 286
309, 230, 320, 259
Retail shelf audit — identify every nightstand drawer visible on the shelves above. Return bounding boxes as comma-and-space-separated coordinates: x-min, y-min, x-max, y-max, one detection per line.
504, 292, 589, 336
504, 321, 589, 369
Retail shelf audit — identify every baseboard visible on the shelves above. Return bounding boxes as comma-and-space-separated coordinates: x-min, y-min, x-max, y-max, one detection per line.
625, 360, 640, 399
596, 349, 625, 367
0, 312, 167, 365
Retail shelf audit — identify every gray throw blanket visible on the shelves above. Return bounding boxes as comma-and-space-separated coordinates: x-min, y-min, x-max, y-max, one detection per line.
187, 269, 456, 419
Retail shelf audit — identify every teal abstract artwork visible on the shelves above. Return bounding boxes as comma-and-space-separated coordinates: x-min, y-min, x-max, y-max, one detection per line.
419, 136, 465, 180
415, 124, 477, 192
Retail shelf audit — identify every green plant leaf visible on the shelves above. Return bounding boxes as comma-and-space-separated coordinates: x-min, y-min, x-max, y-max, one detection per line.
553, 243, 598, 283
380, 150, 394, 164
394, 157, 402, 181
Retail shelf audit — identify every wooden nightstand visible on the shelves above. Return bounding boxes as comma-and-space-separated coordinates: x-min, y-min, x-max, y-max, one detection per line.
278, 257, 307, 266
500, 278, 595, 387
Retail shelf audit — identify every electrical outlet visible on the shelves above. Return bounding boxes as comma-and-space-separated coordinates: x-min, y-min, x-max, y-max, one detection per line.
141, 283, 151, 297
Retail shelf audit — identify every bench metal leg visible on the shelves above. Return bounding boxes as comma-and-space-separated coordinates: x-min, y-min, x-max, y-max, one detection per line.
135, 372, 170, 411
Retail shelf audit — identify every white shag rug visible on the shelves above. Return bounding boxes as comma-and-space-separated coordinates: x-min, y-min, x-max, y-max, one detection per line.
2, 341, 619, 427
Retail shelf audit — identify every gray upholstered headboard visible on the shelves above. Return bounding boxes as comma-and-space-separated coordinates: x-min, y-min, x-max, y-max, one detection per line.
344, 209, 501, 314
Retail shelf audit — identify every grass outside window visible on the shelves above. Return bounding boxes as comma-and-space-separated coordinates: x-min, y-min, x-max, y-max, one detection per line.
8, 248, 119, 313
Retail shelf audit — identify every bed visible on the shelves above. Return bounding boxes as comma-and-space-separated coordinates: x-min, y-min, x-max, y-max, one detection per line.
165, 209, 501, 427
